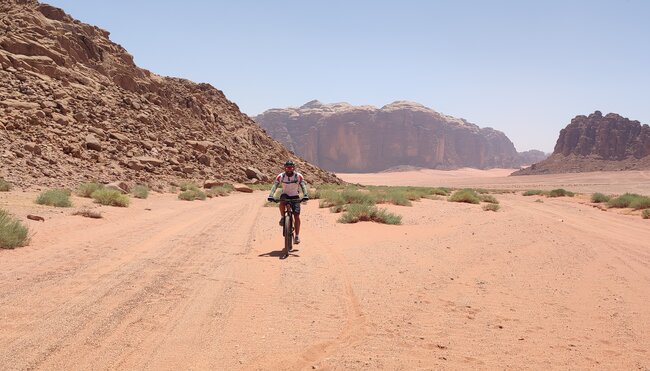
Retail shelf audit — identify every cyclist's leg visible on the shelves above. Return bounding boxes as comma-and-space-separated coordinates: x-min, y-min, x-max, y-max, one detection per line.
294, 213, 301, 236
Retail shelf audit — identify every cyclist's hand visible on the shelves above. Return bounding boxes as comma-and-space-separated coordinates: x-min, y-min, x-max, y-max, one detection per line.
267, 197, 275, 202
302, 197, 309, 204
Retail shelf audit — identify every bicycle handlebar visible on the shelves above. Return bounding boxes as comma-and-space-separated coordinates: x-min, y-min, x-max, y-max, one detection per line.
268, 198, 307, 203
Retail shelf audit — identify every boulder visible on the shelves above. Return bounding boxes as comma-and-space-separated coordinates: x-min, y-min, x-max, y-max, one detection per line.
24, 142, 42, 155
85, 134, 102, 151
136, 156, 163, 167
109, 132, 129, 142
204, 180, 224, 189
245, 167, 266, 181
105, 181, 129, 194
233, 183, 253, 193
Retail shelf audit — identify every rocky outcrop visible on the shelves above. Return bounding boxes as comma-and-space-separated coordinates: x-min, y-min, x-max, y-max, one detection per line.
513, 111, 650, 175
255, 100, 540, 172
0, 1, 339, 189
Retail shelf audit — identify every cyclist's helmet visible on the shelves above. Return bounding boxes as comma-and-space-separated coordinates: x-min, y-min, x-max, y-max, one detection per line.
284, 160, 295, 172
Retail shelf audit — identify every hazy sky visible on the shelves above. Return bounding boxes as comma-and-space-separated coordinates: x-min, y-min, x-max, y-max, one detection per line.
45, 0, 649, 152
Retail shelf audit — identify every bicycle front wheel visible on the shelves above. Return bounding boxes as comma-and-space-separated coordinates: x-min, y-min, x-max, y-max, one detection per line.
283, 215, 292, 256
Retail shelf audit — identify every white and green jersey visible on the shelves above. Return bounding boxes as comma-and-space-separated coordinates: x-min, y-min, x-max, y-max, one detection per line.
269, 172, 308, 198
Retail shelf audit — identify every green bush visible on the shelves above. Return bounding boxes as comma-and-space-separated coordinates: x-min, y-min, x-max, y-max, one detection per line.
0, 209, 30, 249
630, 196, 650, 210
341, 188, 376, 205
178, 189, 206, 201
523, 190, 545, 196
448, 189, 480, 204
248, 183, 274, 191
91, 188, 130, 207
179, 181, 199, 191
374, 189, 412, 206
35, 189, 72, 207
0, 178, 11, 192
338, 204, 402, 225
548, 189, 574, 197
208, 185, 234, 197
131, 185, 149, 199
479, 194, 499, 204
591, 193, 611, 203
319, 190, 346, 208
76, 182, 104, 198
642, 209, 650, 219
482, 204, 500, 212
608, 193, 650, 209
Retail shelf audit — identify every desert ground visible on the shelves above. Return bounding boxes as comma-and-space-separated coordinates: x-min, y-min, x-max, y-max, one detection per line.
1, 170, 649, 370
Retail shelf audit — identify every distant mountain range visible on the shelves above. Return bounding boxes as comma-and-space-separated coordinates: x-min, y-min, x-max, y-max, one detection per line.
513, 111, 650, 175
254, 100, 547, 173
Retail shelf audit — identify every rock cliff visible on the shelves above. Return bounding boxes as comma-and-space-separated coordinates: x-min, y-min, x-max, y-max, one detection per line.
255, 100, 545, 172
513, 111, 650, 175
0, 0, 339, 189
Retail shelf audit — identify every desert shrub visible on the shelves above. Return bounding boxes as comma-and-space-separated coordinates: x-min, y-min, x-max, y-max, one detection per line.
72, 209, 103, 219
91, 188, 130, 207
341, 188, 375, 205
642, 209, 650, 219
309, 188, 321, 200
76, 182, 104, 198
523, 190, 544, 196
319, 190, 346, 208
590, 193, 611, 203
178, 188, 206, 201
208, 185, 234, 197
338, 204, 402, 225
428, 187, 452, 196
131, 185, 149, 199
448, 189, 480, 204
479, 194, 499, 204
0, 178, 11, 192
372, 189, 412, 206
179, 181, 199, 191
248, 183, 274, 191
534, 199, 544, 203
473, 188, 490, 194
607, 193, 650, 209
482, 204, 500, 212
548, 189, 574, 197
35, 189, 72, 207
630, 196, 650, 210
0, 209, 30, 249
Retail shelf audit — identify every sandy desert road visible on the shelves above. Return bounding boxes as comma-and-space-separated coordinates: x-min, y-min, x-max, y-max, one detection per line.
1, 188, 649, 370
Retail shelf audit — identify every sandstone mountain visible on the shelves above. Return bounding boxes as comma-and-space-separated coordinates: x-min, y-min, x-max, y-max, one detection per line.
0, 1, 339, 190
513, 111, 650, 175
254, 100, 546, 173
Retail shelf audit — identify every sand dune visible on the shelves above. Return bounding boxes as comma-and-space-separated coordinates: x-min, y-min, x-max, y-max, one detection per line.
1, 171, 649, 369
340, 168, 650, 194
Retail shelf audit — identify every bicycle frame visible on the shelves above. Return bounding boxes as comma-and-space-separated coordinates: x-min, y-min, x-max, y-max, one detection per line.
271, 198, 302, 259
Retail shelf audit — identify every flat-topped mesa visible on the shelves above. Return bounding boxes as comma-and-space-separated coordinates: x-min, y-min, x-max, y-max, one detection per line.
513, 111, 650, 175
0, 1, 340, 188
255, 100, 547, 173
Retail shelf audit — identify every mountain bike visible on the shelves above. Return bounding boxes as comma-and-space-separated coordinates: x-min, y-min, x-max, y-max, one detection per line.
270, 198, 304, 259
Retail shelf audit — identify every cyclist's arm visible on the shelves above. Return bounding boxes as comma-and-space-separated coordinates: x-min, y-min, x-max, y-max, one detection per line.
268, 179, 280, 199
299, 179, 309, 198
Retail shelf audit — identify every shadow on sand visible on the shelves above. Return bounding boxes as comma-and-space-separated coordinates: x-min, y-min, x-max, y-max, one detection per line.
258, 250, 300, 259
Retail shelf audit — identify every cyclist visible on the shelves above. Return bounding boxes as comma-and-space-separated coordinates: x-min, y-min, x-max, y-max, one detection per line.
267, 160, 309, 244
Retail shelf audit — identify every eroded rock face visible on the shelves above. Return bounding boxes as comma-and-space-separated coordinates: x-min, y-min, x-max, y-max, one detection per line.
255, 100, 543, 172
0, 1, 339, 188
513, 111, 650, 175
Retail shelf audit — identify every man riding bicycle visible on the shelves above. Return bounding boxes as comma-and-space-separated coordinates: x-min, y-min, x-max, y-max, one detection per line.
267, 160, 309, 244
